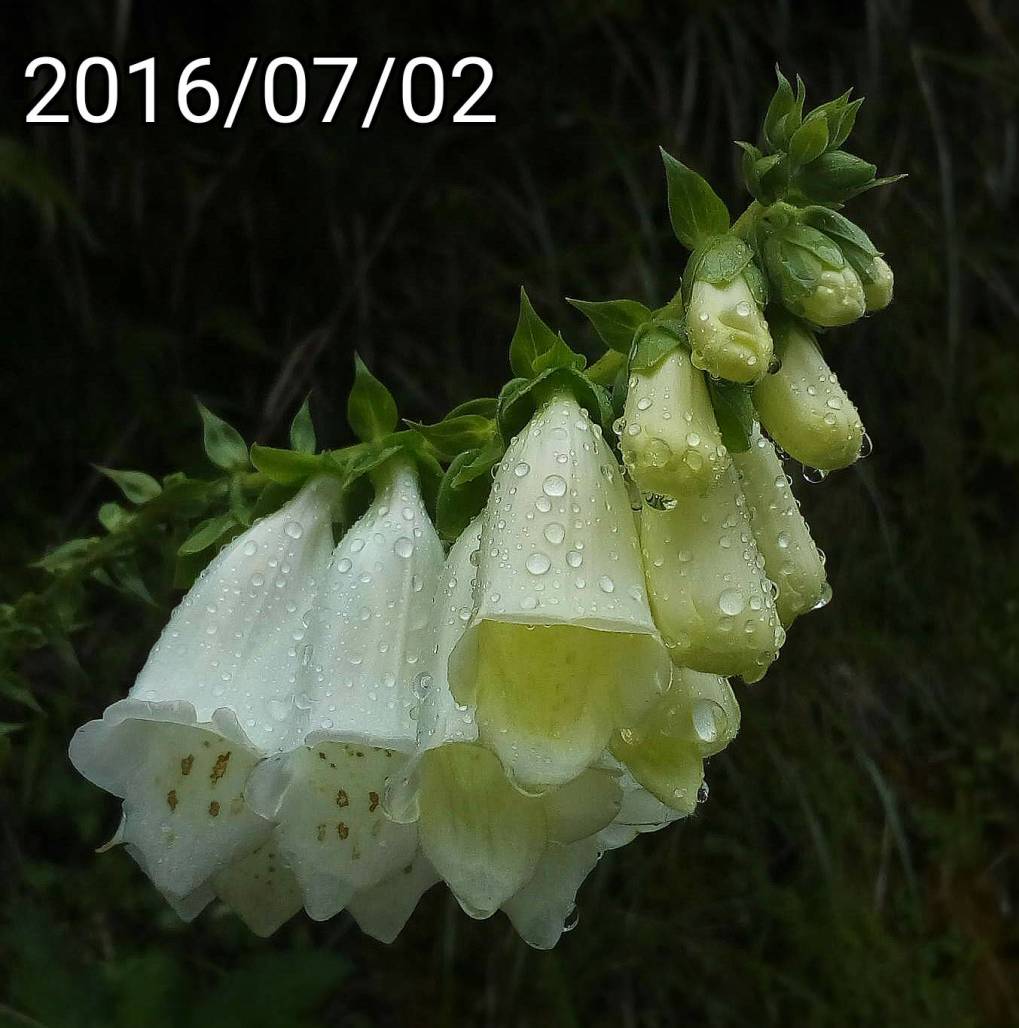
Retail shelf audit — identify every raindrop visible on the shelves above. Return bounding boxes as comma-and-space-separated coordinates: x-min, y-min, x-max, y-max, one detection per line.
543, 523, 566, 545
598, 575, 615, 594
566, 550, 583, 569
776, 531, 791, 550
526, 552, 551, 576
562, 907, 580, 933
802, 465, 828, 484
696, 781, 710, 804
859, 432, 873, 459
394, 537, 415, 559
242, 540, 258, 557
514, 461, 530, 478
249, 572, 266, 589
542, 474, 568, 498
718, 589, 745, 615
284, 521, 304, 539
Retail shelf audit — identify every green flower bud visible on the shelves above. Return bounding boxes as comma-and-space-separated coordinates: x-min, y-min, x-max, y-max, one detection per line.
639, 466, 784, 683
610, 668, 740, 813
733, 426, 830, 626
619, 348, 730, 498
862, 255, 894, 311
686, 275, 774, 383
752, 319, 864, 471
763, 223, 866, 327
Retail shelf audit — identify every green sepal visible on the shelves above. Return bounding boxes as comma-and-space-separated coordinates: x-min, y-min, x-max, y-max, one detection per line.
33, 537, 101, 573
706, 380, 755, 453
567, 297, 653, 354
531, 333, 586, 376
497, 367, 612, 443
404, 414, 496, 461
178, 513, 239, 556
789, 112, 830, 166
446, 397, 498, 420
681, 233, 755, 305
451, 434, 505, 488
800, 207, 881, 282
743, 261, 770, 307
660, 148, 730, 250
436, 450, 495, 543
630, 322, 685, 372
97, 502, 131, 533
348, 354, 399, 443
289, 395, 317, 454
94, 466, 162, 505
509, 288, 560, 378
791, 150, 877, 205
807, 90, 863, 151
763, 67, 804, 152
197, 402, 250, 471
249, 445, 327, 485
250, 480, 300, 523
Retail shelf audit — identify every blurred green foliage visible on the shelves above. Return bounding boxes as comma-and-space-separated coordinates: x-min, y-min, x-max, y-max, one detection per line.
1, 1, 1017, 1025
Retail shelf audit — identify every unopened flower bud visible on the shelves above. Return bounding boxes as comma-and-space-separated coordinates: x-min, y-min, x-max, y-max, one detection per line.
733, 426, 830, 625
639, 466, 783, 683
687, 275, 774, 384
862, 255, 894, 311
620, 348, 729, 498
752, 319, 864, 471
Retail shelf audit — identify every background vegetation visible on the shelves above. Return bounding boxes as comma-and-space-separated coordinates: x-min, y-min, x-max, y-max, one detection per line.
1, 1, 1017, 1025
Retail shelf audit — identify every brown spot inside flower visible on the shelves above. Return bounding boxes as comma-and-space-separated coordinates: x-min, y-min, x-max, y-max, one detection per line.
337, 822, 349, 840
166, 790, 178, 811
210, 752, 231, 784
316, 824, 326, 842
368, 791, 380, 812
336, 789, 349, 807
209, 801, 220, 817
181, 755, 194, 776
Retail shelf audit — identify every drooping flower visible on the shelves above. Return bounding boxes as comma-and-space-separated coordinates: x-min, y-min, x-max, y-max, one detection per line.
447, 393, 672, 790
619, 347, 730, 498
610, 667, 739, 813
733, 426, 830, 625
243, 456, 444, 921
639, 466, 783, 682
752, 316, 865, 471
687, 275, 774, 383
68, 476, 340, 906
414, 517, 622, 918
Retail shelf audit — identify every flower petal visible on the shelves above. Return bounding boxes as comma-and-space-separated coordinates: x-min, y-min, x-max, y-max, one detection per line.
70, 702, 269, 898
301, 457, 445, 751
502, 838, 601, 950
733, 426, 830, 625
450, 395, 671, 787
347, 851, 439, 943
212, 833, 303, 937
417, 742, 546, 918
596, 765, 684, 850
541, 768, 621, 844
244, 742, 417, 921
620, 348, 730, 498
417, 516, 483, 754
127, 476, 340, 752
687, 276, 773, 384
640, 466, 783, 682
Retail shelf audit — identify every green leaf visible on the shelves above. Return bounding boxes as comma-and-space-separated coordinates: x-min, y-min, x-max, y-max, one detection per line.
289, 395, 317, 454
249, 444, 325, 485
567, 297, 652, 354
436, 451, 494, 542
447, 397, 499, 420
451, 435, 505, 488
792, 150, 878, 205
0, 673, 42, 714
345, 442, 403, 484
33, 537, 100, 573
736, 141, 764, 199
405, 414, 495, 461
707, 380, 756, 453
660, 148, 730, 249
95, 466, 162, 504
110, 559, 157, 606
347, 355, 398, 443
509, 288, 559, 378
789, 113, 830, 165
197, 402, 249, 470
687, 234, 756, 287
630, 324, 682, 372
178, 514, 238, 556
97, 502, 131, 533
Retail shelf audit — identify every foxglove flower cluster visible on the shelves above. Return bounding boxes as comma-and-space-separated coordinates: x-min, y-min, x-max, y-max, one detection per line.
69, 69, 898, 946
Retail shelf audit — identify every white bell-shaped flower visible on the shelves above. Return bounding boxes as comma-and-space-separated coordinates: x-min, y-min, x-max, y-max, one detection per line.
413, 513, 621, 918
733, 426, 830, 625
640, 467, 783, 683
448, 393, 672, 790
687, 275, 774, 384
610, 667, 739, 813
68, 476, 340, 903
243, 456, 444, 921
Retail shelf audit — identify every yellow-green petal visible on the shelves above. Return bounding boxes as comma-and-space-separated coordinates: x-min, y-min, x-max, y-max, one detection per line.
687, 276, 774, 384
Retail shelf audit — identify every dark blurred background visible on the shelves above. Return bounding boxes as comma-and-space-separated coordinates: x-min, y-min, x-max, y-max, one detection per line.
1, 1, 1017, 1025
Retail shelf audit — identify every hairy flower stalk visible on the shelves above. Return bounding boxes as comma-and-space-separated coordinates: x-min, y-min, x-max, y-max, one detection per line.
243, 456, 444, 921
447, 392, 672, 790
752, 316, 865, 471
610, 668, 740, 812
687, 275, 774, 383
639, 467, 783, 683
619, 347, 730, 498
68, 476, 340, 910
733, 426, 830, 625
